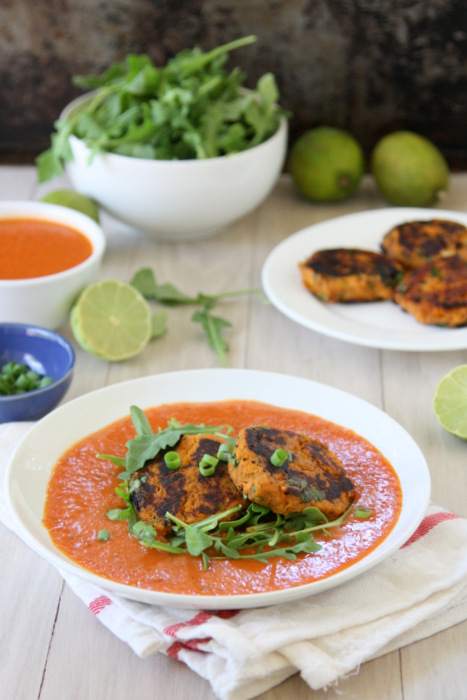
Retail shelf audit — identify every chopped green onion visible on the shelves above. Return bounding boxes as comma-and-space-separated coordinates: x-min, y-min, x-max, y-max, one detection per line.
270, 448, 288, 467
164, 451, 181, 470
354, 507, 372, 519
97, 529, 110, 541
0, 361, 54, 396
199, 454, 219, 476
217, 442, 234, 461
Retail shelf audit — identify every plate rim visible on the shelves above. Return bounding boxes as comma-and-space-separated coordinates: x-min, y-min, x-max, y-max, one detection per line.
5, 368, 431, 609
262, 206, 467, 351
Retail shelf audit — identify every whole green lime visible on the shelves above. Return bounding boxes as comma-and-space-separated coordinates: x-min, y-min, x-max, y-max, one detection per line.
40, 189, 100, 222
371, 131, 449, 207
289, 126, 365, 202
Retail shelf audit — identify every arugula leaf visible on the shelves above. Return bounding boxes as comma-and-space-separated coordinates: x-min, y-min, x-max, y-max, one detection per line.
192, 307, 231, 368
124, 409, 232, 476
37, 35, 288, 182
131, 268, 194, 305
150, 309, 167, 339
130, 267, 266, 367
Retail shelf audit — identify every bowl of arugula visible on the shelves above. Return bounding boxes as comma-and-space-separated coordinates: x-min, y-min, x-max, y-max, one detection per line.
38, 36, 288, 242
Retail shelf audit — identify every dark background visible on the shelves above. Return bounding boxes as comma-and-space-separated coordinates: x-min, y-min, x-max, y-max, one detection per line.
2, 0, 467, 168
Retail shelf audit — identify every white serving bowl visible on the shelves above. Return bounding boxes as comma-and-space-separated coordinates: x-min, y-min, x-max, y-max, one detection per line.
62, 95, 288, 242
0, 201, 106, 329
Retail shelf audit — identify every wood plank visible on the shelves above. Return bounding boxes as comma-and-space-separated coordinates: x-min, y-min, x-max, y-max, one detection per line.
0, 528, 63, 700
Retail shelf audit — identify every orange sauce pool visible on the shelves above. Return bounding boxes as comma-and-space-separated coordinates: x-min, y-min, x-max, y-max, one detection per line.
0, 218, 93, 279
43, 400, 403, 597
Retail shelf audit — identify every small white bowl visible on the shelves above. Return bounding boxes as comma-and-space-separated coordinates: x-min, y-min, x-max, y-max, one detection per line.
0, 201, 106, 329
62, 95, 288, 242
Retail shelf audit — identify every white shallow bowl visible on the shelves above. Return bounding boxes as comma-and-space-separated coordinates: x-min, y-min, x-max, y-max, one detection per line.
62, 94, 288, 242
0, 200, 106, 329
5, 369, 431, 610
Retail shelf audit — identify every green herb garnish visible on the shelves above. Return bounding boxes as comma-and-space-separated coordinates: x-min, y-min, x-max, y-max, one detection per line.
199, 454, 219, 476
270, 448, 288, 467
164, 451, 181, 470
105, 492, 351, 570
109, 405, 235, 477
354, 506, 372, 519
98, 408, 355, 569
130, 267, 267, 367
37, 35, 286, 182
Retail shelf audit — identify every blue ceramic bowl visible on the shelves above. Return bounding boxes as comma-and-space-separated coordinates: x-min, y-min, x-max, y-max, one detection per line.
0, 323, 75, 423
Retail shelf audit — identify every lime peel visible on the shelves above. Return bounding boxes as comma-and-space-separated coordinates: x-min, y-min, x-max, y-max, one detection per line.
40, 189, 100, 222
432, 364, 467, 440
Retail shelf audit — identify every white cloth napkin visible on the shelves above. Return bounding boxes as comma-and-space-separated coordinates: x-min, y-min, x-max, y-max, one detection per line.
2, 421, 467, 700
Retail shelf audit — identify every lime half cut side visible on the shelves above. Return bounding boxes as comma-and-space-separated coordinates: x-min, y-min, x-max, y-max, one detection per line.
71, 280, 152, 361
432, 364, 467, 440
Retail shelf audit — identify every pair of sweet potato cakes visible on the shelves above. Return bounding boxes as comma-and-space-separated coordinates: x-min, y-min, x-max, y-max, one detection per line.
130, 428, 355, 541
300, 218, 467, 327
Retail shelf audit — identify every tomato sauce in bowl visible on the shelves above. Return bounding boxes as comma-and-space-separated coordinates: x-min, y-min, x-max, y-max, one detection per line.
0, 200, 105, 328
43, 400, 403, 597
0, 217, 93, 279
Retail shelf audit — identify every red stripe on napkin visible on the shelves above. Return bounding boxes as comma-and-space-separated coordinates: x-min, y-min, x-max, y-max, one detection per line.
167, 638, 210, 659
167, 641, 186, 658
401, 511, 460, 548
164, 609, 239, 638
164, 610, 239, 658
89, 595, 112, 615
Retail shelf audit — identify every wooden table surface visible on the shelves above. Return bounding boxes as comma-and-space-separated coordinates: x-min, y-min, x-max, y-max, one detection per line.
1, 166, 467, 700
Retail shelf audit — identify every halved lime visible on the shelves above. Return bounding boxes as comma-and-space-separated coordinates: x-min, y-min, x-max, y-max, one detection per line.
71, 280, 152, 361
432, 365, 467, 439
40, 189, 100, 222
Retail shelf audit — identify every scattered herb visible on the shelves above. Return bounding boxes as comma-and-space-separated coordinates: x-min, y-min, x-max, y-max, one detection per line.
37, 35, 287, 182
0, 361, 54, 396
217, 442, 234, 461
270, 448, 288, 467
164, 451, 181, 470
97, 529, 110, 541
354, 506, 372, 519
199, 453, 219, 476
286, 475, 326, 503
130, 267, 267, 367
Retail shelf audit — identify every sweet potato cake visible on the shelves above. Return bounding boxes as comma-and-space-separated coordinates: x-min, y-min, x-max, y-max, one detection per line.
229, 426, 355, 520
129, 434, 246, 540
299, 248, 403, 303
394, 255, 467, 327
381, 219, 467, 269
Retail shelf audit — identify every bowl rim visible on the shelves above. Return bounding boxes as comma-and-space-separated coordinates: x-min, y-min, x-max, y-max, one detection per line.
0, 200, 106, 288
0, 322, 75, 403
61, 91, 288, 167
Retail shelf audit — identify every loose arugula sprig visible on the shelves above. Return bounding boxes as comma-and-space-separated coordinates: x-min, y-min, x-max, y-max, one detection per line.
98, 407, 355, 569
37, 35, 287, 182
130, 267, 266, 367
98, 405, 235, 477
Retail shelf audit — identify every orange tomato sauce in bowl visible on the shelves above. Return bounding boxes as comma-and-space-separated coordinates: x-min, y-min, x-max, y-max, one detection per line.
43, 400, 403, 597
0, 218, 93, 279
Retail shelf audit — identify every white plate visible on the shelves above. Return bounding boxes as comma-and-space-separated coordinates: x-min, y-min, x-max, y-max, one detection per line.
5, 368, 430, 609
262, 207, 467, 351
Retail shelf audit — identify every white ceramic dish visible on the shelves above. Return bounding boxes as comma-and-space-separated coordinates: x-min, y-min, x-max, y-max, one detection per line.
5, 368, 430, 609
62, 94, 287, 242
0, 200, 106, 329
262, 207, 467, 351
